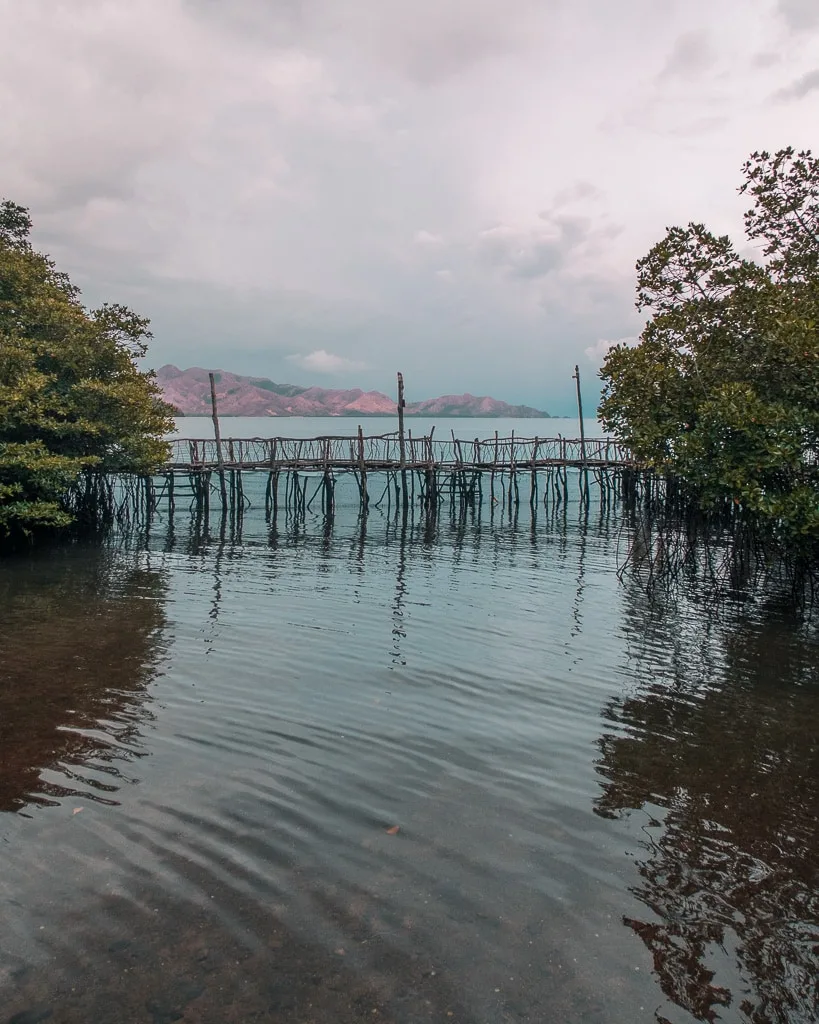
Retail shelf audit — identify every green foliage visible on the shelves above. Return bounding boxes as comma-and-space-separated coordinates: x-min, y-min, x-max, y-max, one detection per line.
600, 148, 819, 558
0, 199, 173, 544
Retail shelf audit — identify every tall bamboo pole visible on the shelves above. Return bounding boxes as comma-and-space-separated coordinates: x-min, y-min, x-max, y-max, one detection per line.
358, 424, 368, 507
573, 364, 587, 464
397, 372, 409, 509
209, 372, 228, 510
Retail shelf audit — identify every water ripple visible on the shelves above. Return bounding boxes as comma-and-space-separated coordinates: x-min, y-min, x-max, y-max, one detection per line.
1, 513, 817, 1023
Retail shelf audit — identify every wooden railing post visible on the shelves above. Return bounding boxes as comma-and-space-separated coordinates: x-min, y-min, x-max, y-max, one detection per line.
358, 425, 368, 507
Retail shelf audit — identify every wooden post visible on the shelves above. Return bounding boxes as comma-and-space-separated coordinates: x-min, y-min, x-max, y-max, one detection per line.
510, 430, 518, 510
358, 425, 368, 508
573, 364, 587, 464
491, 430, 498, 504
322, 437, 333, 516
209, 372, 228, 510
397, 372, 409, 510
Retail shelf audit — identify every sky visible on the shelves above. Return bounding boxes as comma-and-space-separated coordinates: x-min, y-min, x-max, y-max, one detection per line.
1, 0, 818, 414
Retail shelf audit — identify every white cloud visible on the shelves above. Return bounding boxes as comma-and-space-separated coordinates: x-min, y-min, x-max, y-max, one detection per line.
287, 349, 368, 374
585, 337, 639, 365
414, 229, 444, 245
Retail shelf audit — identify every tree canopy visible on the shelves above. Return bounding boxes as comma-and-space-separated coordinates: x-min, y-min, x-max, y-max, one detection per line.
599, 148, 819, 560
0, 200, 173, 544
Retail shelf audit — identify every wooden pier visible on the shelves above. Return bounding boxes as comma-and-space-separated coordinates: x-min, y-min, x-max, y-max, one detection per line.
81, 372, 640, 527
144, 430, 637, 521
166, 431, 630, 475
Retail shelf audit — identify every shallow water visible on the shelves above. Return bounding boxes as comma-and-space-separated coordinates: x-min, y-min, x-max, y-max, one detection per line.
1, 499, 817, 1024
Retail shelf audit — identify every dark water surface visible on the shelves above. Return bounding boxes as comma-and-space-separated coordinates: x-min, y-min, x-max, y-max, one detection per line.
1, 502, 817, 1024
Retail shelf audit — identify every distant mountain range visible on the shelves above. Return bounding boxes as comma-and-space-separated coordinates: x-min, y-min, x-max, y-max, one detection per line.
157, 365, 550, 418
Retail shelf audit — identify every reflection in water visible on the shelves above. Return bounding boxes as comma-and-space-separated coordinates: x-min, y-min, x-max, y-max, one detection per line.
0, 548, 168, 812
0, 500, 817, 1024
390, 520, 408, 668
595, 582, 819, 1023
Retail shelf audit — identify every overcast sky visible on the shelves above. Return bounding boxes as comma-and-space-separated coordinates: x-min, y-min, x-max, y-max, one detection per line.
2, 0, 818, 412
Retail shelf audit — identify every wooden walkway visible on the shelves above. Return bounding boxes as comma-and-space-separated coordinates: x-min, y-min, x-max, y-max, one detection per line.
167, 432, 632, 473
140, 431, 637, 519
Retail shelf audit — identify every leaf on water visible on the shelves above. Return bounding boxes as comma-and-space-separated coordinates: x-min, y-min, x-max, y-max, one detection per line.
385, 825, 400, 835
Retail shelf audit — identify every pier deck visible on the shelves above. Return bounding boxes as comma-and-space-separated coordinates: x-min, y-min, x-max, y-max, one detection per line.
166, 432, 632, 474
124, 431, 639, 519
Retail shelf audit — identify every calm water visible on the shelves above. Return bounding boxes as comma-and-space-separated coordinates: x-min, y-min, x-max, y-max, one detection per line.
169, 414, 607, 441
1, 496, 817, 1023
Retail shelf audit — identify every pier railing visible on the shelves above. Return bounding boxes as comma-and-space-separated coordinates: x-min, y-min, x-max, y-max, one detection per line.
167, 433, 633, 472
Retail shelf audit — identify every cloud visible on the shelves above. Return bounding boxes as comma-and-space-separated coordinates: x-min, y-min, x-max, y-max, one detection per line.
550, 181, 604, 208
773, 68, 819, 101
751, 51, 781, 69
207, 0, 548, 86
414, 229, 444, 245
477, 215, 596, 280
287, 350, 368, 374
777, 0, 819, 32
657, 31, 715, 80
478, 223, 568, 280
1, 0, 815, 412
475, 214, 624, 294
585, 337, 639, 365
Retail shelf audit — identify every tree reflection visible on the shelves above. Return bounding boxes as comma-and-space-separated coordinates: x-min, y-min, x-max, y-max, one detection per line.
0, 548, 168, 812
595, 585, 819, 1023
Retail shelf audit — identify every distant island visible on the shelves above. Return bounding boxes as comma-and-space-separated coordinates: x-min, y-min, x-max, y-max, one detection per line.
158, 365, 550, 418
